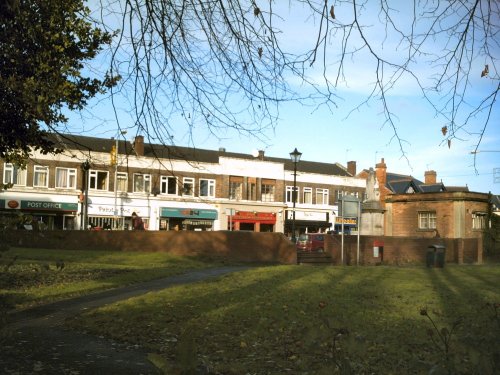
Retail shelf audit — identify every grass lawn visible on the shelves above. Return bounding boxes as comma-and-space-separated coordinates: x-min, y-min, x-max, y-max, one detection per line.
70, 265, 500, 374
0, 247, 226, 310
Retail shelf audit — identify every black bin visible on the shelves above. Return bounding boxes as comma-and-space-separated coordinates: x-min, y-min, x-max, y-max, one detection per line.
427, 245, 446, 268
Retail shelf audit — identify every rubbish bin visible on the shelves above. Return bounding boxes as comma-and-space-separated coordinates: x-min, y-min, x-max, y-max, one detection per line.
427, 245, 446, 268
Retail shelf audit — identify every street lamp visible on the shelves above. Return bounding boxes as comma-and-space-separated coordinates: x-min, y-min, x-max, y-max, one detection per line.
81, 160, 91, 230
113, 130, 127, 229
289, 147, 302, 243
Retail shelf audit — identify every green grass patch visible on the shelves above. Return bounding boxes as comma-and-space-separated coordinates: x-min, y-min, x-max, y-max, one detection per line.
0, 247, 225, 310
70, 265, 500, 374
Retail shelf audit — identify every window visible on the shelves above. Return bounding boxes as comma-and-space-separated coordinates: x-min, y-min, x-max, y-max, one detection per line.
229, 176, 243, 200
183, 177, 194, 196
316, 188, 329, 205
247, 178, 256, 200
286, 186, 299, 203
55, 167, 76, 189
3, 163, 27, 186
303, 187, 312, 204
200, 179, 215, 197
134, 174, 151, 193
116, 172, 128, 192
336, 190, 345, 202
261, 180, 276, 202
33, 165, 49, 188
89, 170, 109, 190
418, 211, 436, 229
472, 212, 487, 230
161, 176, 177, 195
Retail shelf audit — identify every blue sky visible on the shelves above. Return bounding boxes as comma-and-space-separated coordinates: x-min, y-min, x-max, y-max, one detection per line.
67, 1, 499, 194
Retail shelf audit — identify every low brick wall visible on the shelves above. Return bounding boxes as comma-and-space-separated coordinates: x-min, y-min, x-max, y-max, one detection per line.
4, 230, 297, 264
326, 235, 482, 265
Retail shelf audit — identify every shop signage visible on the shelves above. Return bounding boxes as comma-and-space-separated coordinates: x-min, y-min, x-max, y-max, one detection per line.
0, 199, 6, 208
19, 200, 78, 211
88, 204, 149, 217
232, 211, 276, 222
161, 207, 217, 219
335, 217, 358, 225
7, 200, 19, 209
287, 210, 327, 221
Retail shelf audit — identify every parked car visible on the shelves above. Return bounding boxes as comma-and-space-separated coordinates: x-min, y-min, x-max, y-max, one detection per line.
296, 233, 325, 252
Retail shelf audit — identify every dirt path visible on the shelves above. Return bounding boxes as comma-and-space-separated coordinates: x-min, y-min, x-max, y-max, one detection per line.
1, 266, 250, 374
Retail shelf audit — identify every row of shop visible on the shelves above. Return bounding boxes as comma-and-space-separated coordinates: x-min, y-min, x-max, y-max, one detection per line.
0, 196, 359, 233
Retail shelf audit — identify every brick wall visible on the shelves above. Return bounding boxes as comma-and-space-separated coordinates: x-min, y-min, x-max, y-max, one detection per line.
325, 235, 482, 265
5, 230, 297, 264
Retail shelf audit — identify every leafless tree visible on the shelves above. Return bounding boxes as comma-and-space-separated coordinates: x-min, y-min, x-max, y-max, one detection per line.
92, 0, 498, 157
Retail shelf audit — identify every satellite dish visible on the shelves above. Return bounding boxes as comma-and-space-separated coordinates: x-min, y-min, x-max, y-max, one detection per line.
251, 149, 259, 158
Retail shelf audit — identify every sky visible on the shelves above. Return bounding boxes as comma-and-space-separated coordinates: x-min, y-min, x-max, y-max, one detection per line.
66, 1, 500, 194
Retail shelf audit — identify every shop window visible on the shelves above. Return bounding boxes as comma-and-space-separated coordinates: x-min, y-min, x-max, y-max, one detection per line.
303, 187, 312, 204
89, 170, 109, 190
200, 179, 215, 197
418, 211, 436, 229
183, 177, 194, 196
33, 165, 49, 188
3, 163, 27, 186
261, 180, 276, 202
472, 212, 487, 230
55, 167, 76, 189
161, 176, 177, 195
286, 186, 299, 203
316, 188, 329, 205
116, 172, 128, 192
134, 173, 151, 193
229, 176, 243, 200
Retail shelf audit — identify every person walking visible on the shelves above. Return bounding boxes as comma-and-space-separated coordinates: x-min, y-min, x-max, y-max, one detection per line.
131, 212, 145, 230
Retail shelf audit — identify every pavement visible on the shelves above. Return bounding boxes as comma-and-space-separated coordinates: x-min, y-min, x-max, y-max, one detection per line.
1, 266, 250, 374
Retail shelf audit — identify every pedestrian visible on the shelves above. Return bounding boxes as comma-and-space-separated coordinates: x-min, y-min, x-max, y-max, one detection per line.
131, 212, 145, 230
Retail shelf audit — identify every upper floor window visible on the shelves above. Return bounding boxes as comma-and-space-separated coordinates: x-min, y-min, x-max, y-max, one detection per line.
200, 179, 215, 198
286, 186, 299, 203
336, 190, 345, 202
33, 165, 49, 188
316, 188, 329, 205
303, 187, 312, 204
183, 177, 194, 196
89, 170, 109, 190
472, 212, 487, 230
3, 163, 27, 186
116, 172, 128, 192
418, 211, 436, 229
134, 174, 151, 193
161, 176, 177, 195
229, 176, 243, 200
247, 178, 256, 200
55, 167, 77, 189
261, 179, 276, 202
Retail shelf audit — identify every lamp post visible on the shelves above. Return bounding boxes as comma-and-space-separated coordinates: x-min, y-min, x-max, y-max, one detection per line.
289, 147, 302, 243
81, 159, 91, 230
113, 130, 127, 229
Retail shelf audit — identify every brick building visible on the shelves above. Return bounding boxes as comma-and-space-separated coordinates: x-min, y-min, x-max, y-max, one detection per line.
385, 191, 490, 238
356, 158, 491, 239
0, 134, 365, 234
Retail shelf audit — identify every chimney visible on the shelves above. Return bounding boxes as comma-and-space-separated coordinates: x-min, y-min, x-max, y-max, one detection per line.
258, 150, 265, 160
375, 158, 387, 206
425, 170, 437, 184
134, 135, 144, 157
347, 161, 356, 176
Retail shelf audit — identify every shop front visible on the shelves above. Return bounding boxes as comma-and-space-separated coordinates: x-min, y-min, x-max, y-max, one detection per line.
86, 203, 150, 230
333, 217, 358, 234
160, 207, 218, 231
228, 211, 277, 232
0, 198, 78, 230
285, 210, 331, 237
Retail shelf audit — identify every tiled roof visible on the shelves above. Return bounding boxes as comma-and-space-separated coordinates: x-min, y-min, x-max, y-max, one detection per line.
48, 133, 351, 177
